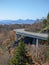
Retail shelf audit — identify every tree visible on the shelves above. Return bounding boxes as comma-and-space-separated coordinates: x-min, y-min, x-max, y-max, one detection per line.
47, 14, 49, 44
47, 13, 49, 20
47, 27, 49, 44
43, 19, 47, 28
9, 41, 34, 65
47, 34, 49, 44
43, 13, 49, 28
47, 13, 49, 25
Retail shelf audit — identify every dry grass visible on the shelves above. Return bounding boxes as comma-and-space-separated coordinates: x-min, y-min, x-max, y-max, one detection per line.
0, 30, 16, 65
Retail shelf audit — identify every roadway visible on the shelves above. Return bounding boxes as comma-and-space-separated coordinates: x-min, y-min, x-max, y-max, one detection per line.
14, 29, 48, 40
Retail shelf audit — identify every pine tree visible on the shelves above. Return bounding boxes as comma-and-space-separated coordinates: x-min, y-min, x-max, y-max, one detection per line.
9, 41, 34, 65
47, 13, 49, 20
47, 13, 49, 25
47, 13, 49, 44
43, 19, 47, 28
47, 27, 49, 44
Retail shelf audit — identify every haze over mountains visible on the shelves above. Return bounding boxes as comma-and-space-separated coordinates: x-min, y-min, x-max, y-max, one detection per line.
0, 19, 41, 25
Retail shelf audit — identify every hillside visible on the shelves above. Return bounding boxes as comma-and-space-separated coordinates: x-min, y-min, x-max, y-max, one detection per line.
39, 13, 49, 33
0, 14, 49, 65
25, 22, 43, 32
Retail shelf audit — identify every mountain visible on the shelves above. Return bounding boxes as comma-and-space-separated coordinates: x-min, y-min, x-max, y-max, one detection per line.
0, 19, 41, 25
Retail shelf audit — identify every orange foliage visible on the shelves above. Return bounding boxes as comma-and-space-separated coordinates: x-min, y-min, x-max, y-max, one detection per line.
10, 48, 14, 56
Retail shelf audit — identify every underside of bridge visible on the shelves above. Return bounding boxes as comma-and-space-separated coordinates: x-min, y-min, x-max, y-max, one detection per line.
22, 37, 36, 44
16, 34, 48, 58
22, 37, 47, 44
16, 34, 48, 45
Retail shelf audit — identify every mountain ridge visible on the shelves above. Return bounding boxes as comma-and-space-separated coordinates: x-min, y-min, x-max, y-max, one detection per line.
0, 19, 41, 24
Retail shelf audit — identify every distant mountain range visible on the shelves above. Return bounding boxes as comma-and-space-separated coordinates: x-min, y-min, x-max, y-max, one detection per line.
0, 19, 42, 25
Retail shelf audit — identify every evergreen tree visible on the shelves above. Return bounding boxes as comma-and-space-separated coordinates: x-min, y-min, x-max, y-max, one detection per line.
43, 19, 47, 28
47, 13, 49, 20
47, 13, 49, 44
47, 27, 49, 44
47, 13, 49, 25
9, 41, 34, 65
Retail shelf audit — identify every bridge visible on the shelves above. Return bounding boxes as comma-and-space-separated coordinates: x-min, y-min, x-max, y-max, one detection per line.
14, 29, 48, 40
14, 29, 48, 43
14, 29, 48, 57
14, 28, 48, 46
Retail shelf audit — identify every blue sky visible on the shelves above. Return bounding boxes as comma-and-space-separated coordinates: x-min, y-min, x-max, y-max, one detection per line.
0, 0, 49, 20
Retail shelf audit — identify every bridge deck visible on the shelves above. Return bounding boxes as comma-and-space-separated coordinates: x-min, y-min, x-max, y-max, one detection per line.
14, 29, 48, 40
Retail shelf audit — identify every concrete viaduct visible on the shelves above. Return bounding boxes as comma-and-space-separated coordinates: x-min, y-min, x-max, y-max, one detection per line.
14, 29, 48, 57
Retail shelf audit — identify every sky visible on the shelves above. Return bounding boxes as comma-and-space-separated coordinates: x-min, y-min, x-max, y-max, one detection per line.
0, 0, 49, 20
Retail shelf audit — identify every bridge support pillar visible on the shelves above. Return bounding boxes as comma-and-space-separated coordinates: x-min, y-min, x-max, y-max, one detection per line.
36, 38, 39, 58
